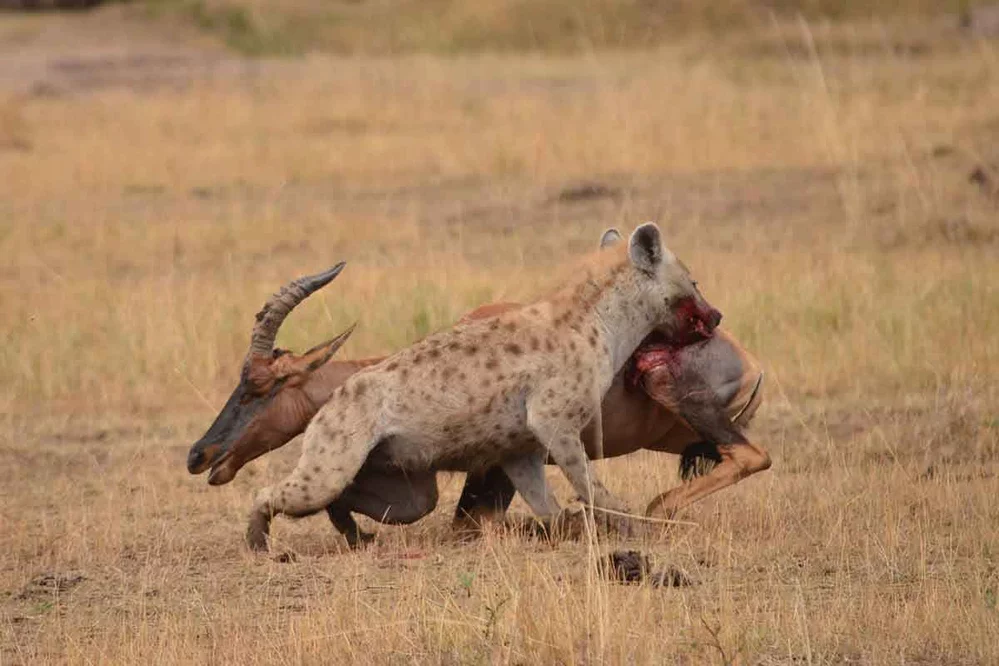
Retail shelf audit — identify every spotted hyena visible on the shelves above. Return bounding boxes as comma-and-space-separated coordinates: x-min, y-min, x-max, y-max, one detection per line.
245, 223, 722, 550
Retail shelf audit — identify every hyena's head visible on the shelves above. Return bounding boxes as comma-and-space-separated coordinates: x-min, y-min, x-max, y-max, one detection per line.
601, 223, 722, 345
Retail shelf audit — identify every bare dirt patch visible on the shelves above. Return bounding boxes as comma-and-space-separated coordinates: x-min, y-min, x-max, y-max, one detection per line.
0, 4, 245, 95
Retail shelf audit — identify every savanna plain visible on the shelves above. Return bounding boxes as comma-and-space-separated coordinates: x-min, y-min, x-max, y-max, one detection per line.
1, 3, 998, 664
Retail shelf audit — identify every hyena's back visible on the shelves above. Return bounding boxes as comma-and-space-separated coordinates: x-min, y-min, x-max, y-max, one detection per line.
312, 312, 598, 471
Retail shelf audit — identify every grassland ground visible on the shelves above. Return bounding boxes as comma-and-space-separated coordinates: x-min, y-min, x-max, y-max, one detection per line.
2, 6, 999, 664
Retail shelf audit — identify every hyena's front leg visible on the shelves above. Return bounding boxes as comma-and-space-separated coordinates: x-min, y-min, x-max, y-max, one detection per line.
500, 450, 561, 519
501, 451, 602, 540
246, 414, 377, 551
526, 394, 632, 536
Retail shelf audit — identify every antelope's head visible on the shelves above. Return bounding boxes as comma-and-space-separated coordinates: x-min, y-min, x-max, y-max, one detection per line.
186, 262, 355, 485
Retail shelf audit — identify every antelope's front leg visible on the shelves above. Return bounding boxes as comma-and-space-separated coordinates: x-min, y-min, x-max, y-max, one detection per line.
644, 437, 771, 518
642, 377, 771, 519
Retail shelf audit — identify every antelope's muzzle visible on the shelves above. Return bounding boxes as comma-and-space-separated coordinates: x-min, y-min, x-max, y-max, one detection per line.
187, 440, 222, 474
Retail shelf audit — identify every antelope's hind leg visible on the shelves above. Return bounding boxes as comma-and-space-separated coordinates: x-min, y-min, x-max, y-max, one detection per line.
326, 502, 374, 549
453, 466, 517, 532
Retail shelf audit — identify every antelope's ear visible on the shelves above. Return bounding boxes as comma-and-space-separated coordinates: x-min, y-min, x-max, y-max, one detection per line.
301, 323, 357, 373
628, 222, 665, 274
599, 228, 623, 249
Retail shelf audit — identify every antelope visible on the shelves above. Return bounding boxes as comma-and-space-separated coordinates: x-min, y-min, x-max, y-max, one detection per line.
187, 229, 769, 548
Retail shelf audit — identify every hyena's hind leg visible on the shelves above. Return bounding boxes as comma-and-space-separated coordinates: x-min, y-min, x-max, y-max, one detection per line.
246, 414, 379, 551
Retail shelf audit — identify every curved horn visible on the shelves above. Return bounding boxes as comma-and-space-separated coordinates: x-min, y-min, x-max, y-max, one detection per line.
248, 261, 346, 357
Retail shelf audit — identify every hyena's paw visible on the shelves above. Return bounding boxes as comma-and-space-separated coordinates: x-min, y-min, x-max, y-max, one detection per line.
246, 510, 271, 552
562, 506, 641, 540
548, 507, 589, 541
599, 511, 641, 540
502, 514, 562, 541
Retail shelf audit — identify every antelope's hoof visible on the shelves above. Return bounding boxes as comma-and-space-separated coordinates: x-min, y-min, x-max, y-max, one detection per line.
346, 530, 376, 550
643, 495, 679, 520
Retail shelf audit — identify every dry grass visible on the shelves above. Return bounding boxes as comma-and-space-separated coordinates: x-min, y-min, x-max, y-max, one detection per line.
2, 12, 999, 665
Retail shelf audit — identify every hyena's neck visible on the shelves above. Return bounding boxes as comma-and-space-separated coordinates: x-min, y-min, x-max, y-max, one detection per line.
590, 283, 656, 377
551, 271, 656, 386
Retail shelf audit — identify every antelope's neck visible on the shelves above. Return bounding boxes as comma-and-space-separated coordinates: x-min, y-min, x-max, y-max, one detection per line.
307, 357, 382, 407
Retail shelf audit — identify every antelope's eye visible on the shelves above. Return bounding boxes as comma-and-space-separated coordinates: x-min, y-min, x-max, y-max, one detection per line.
691, 280, 699, 288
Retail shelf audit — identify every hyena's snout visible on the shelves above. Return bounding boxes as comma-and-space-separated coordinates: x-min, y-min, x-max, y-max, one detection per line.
703, 306, 722, 334
674, 297, 722, 343
692, 304, 722, 339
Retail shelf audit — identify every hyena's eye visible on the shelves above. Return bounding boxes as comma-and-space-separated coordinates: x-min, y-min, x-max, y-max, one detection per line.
691, 280, 699, 288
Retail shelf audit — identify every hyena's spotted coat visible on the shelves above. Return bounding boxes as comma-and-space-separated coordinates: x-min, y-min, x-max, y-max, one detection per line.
246, 223, 721, 550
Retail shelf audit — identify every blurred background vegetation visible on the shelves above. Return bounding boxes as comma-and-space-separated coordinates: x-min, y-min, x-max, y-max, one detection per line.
3, 0, 983, 55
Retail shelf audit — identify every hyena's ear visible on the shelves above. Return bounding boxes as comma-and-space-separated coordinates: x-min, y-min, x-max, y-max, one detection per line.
599, 228, 623, 249
628, 222, 666, 274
